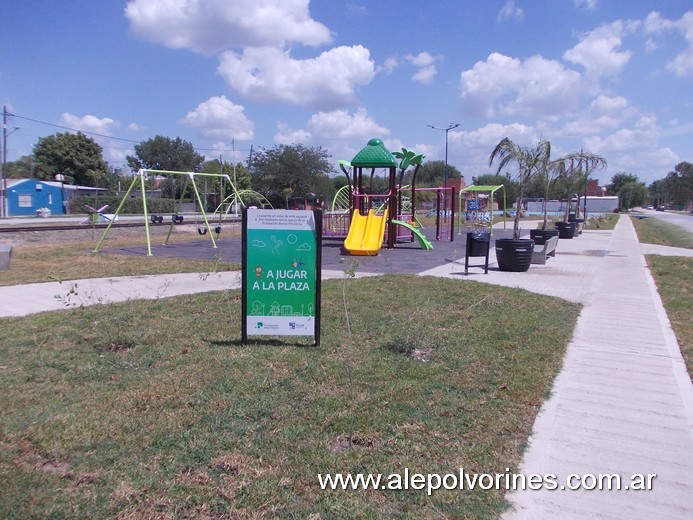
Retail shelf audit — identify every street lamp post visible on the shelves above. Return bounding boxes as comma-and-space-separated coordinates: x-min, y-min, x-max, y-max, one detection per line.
427, 122, 460, 215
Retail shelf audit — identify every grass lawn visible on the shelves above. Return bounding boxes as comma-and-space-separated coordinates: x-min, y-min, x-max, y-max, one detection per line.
0, 275, 580, 519
0, 228, 240, 287
631, 215, 693, 249
646, 256, 693, 378
583, 213, 618, 231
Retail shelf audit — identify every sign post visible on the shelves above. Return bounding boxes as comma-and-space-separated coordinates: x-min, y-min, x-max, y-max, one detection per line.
242, 209, 322, 346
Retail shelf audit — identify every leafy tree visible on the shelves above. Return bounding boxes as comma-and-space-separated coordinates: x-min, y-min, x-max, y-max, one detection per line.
127, 135, 204, 172
606, 172, 640, 196
33, 132, 108, 185
489, 138, 551, 239
249, 144, 333, 209
618, 181, 647, 210
649, 162, 692, 209
5, 155, 36, 178
202, 158, 252, 190
472, 173, 517, 210
415, 160, 461, 186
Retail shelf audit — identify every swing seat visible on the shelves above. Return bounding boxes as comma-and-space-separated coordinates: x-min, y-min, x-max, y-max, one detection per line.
172, 215, 184, 223
215, 225, 222, 235
151, 215, 163, 224
198, 227, 208, 235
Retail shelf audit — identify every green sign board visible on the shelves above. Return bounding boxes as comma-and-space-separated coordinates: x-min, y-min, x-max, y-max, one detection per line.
242, 209, 321, 345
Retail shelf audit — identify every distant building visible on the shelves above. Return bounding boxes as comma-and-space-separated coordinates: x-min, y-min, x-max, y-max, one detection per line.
5, 179, 64, 216
3, 179, 107, 217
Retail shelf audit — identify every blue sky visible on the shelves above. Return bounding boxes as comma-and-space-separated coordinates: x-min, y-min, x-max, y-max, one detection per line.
2, 0, 692, 185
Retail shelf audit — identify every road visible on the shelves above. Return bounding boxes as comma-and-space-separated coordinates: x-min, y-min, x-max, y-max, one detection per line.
637, 207, 693, 233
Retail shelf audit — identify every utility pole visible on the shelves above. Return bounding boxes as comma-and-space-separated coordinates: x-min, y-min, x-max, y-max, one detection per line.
1, 105, 7, 218
1, 106, 20, 218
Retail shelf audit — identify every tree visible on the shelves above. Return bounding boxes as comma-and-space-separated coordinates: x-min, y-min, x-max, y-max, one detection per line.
489, 138, 551, 239
606, 172, 640, 196
127, 135, 204, 172
33, 132, 108, 185
619, 181, 647, 210
415, 160, 462, 186
4, 155, 35, 178
249, 144, 333, 209
671, 162, 693, 208
472, 173, 517, 210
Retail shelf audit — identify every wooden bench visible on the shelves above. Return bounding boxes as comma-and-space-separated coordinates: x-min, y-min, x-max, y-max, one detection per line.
0, 243, 13, 270
531, 235, 558, 265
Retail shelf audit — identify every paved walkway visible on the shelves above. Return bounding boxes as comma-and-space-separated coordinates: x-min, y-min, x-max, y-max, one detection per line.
0, 269, 358, 317
495, 215, 693, 519
1, 215, 691, 518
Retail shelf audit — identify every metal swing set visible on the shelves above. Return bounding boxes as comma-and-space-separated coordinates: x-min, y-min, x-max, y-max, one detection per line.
93, 168, 244, 256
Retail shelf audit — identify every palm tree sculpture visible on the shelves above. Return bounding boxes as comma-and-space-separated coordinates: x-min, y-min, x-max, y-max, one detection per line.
489, 138, 551, 239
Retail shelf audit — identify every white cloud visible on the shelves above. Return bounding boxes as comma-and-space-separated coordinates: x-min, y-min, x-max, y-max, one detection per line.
580, 115, 680, 176
58, 114, 129, 165
307, 108, 388, 141
644, 11, 693, 77
498, 0, 524, 23
558, 95, 632, 137
406, 51, 435, 68
274, 122, 311, 145
563, 20, 639, 78
180, 96, 254, 141
589, 94, 629, 114
378, 56, 400, 74
406, 52, 438, 84
270, 109, 389, 163
59, 113, 116, 135
573, 0, 598, 11
412, 65, 437, 85
459, 53, 582, 119
217, 45, 376, 110
125, 0, 332, 54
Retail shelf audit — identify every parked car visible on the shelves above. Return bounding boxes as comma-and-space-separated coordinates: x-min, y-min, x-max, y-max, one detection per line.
656, 206, 665, 211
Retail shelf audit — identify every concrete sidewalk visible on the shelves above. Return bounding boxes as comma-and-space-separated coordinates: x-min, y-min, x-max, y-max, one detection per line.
500, 216, 693, 519
0, 270, 354, 318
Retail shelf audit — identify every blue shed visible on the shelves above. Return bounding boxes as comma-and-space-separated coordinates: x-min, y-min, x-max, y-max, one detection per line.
6, 179, 65, 216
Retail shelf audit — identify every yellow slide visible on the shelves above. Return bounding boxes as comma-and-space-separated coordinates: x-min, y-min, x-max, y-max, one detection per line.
344, 209, 388, 255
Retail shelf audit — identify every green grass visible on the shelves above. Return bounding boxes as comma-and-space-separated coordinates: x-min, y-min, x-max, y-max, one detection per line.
646, 256, 693, 378
0, 275, 580, 519
0, 234, 239, 287
631, 216, 693, 249
583, 213, 618, 230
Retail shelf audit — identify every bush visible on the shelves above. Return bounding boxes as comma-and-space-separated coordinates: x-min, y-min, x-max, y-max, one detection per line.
70, 195, 178, 215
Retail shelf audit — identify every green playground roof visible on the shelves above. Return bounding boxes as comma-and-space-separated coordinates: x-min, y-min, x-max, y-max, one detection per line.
461, 185, 505, 192
350, 138, 397, 168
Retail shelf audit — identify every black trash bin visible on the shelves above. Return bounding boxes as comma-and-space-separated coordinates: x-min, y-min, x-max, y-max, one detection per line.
465, 231, 491, 274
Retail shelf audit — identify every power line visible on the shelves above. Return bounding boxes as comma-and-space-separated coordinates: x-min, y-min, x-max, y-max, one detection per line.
7, 111, 252, 153
9, 113, 140, 144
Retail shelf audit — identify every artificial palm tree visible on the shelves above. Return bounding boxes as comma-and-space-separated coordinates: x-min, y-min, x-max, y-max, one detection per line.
489, 137, 551, 239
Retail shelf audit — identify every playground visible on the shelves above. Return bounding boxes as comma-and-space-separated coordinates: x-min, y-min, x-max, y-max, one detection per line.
99, 138, 512, 273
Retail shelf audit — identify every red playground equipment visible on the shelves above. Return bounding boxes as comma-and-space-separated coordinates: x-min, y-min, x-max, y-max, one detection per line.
337, 138, 455, 254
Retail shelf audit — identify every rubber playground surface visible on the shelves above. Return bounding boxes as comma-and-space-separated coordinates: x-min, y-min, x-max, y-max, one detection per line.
105, 224, 517, 275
